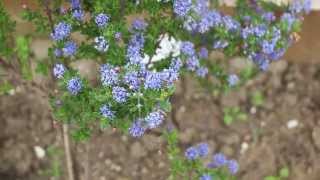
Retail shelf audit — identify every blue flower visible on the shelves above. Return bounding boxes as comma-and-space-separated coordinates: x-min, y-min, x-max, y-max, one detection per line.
145, 111, 164, 129
186, 56, 200, 71
144, 72, 163, 90
262, 12, 276, 22
53, 63, 66, 79
94, 36, 109, 52
213, 40, 229, 49
200, 174, 212, 180
222, 15, 240, 32
227, 74, 239, 86
162, 69, 179, 86
51, 22, 72, 41
197, 143, 209, 157
70, 0, 81, 9
209, 153, 227, 168
115, 32, 122, 40
227, 159, 239, 175
198, 47, 209, 59
54, 49, 63, 57
100, 104, 115, 119
124, 71, 141, 90
290, 0, 311, 14
129, 120, 146, 138
196, 67, 208, 78
72, 9, 84, 21
63, 41, 77, 56
131, 18, 148, 31
127, 33, 145, 65
173, 0, 192, 17
170, 58, 183, 72
185, 146, 199, 160
100, 64, 119, 86
281, 13, 296, 30
261, 40, 276, 55
112, 86, 129, 103
67, 77, 82, 95
181, 41, 195, 56
95, 13, 110, 28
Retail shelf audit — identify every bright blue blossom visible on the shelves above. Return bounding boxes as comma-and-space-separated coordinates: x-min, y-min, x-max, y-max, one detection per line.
185, 146, 199, 160
67, 77, 82, 95
51, 22, 72, 41
170, 58, 183, 72
186, 56, 200, 71
222, 15, 240, 32
100, 64, 119, 86
173, 0, 192, 17
95, 13, 110, 28
162, 69, 180, 86
281, 13, 296, 30
261, 40, 276, 55
262, 12, 276, 22
209, 153, 227, 168
127, 33, 145, 65
290, 0, 312, 14
227, 160, 239, 175
197, 143, 209, 157
181, 41, 195, 56
198, 47, 209, 59
72, 9, 84, 21
129, 120, 146, 137
213, 40, 229, 49
70, 0, 81, 9
63, 41, 77, 56
53, 63, 66, 79
124, 71, 141, 90
144, 72, 163, 90
196, 67, 208, 78
115, 32, 122, 40
100, 104, 115, 119
94, 36, 109, 52
131, 18, 148, 31
112, 86, 129, 103
145, 111, 164, 129
200, 174, 212, 180
227, 74, 239, 86
54, 49, 62, 57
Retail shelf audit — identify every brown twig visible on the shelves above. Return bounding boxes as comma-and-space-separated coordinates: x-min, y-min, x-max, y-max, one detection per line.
63, 124, 75, 180
41, 0, 54, 32
84, 141, 90, 180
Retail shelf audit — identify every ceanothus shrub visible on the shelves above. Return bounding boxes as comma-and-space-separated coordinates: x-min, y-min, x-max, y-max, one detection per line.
15, 0, 310, 179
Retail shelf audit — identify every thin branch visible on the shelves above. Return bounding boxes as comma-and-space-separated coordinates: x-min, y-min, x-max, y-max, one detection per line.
63, 124, 75, 180
84, 141, 90, 180
42, 0, 54, 32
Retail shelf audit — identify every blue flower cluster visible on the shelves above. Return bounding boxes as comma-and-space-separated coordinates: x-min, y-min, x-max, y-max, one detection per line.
51, 22, 72, 41
95, 13, 110, 28
129, 110, 165, 137
227, 74, 239, 87
100, 64, 119, 86
180, 41, 208, 78
112, 86, 129, 103
200, 174, 212, 180
183, 144, 239, 177
173, 0, 192, 17
100, 104, 115, 119
63, 41, 77, 56
53, 63, 66, 79
67, 77, 82, 95
94, 36, 109, 52
207, 153, 239, 175
185, 143, 209, 160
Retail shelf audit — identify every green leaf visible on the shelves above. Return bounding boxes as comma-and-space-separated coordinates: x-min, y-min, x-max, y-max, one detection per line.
279, 167, 289, 178
224, 114, 234, 125
264, 176, 278, 180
